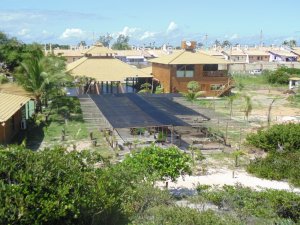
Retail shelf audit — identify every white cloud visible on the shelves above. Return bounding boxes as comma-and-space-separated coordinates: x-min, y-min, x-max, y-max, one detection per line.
60, 28, 85, 39
139, 31, 156, 40
118, 26, 139, 37
230, 33, 239, 40
17, 28, 30, 36
166, 21, 178, 33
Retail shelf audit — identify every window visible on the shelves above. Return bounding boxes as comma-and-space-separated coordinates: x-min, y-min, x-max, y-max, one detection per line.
203, 64, 218, 71
176, 65, 194, 77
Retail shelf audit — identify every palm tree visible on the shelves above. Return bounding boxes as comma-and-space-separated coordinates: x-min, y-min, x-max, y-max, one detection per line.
226, 94, 240, 119
15, 55, 69, 112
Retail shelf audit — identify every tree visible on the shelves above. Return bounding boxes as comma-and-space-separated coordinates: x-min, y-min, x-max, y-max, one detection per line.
226, 94, 240, 119
184, 81, 205, 102
122, 145, 192, 186
222, 40, 231, 48
214, 40, 221, 47
0, 32, 44, 74
15, 54, 69, 112
282, 40, 297, 48
112, 34, 130, 50
77, 40, 86, 47
98, 33, 113, 47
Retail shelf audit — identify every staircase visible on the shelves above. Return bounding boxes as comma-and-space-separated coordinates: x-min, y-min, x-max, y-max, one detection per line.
78, 95, 110, 132
215, 79, 235, 97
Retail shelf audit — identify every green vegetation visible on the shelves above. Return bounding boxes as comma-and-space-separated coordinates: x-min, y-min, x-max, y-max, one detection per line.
184, 81, 205, 102
264, 68, 300, 85
194, 185, 300, 224
246, 123, 300, 152
246, 123, 300, 186
122, 145, 192, 183
0, 145, 191, 225
112, 34, 130, 50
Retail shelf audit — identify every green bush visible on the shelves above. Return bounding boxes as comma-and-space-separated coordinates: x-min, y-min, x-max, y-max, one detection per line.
247, 152, 300, 187
132, 206, 239, 225
196, 185, 300, 223
246, 123, 300, 152
263, 67, 300, 85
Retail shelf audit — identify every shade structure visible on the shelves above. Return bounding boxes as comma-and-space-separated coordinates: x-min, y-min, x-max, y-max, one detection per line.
67, 57, 152, 82
88, 93, 199, 129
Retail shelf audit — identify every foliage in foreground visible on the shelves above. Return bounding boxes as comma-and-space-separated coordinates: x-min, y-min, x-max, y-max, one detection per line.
0, 145, 191, 225
195, 185, 300, 224
132, 206, 240, 225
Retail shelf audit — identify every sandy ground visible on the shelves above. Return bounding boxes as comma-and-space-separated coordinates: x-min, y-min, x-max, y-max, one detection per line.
157, 168, 300, 194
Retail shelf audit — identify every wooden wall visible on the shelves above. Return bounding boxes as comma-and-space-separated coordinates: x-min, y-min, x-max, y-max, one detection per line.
152, 63, 230, 96
0, 109, 22, 144
152, 63, 172, 92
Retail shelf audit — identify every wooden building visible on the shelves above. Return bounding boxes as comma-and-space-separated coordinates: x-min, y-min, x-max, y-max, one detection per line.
0, 93, 31, 144
149, 46, 232, 97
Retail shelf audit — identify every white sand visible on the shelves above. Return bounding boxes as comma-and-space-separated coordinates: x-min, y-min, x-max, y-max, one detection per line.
158, 169, 300, 193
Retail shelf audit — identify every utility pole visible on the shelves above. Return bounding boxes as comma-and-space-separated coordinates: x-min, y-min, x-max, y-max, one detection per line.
205, 34, 208, 49
260, 29, 263, 47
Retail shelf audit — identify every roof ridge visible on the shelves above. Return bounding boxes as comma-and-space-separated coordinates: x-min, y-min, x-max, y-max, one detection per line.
66, 57, 88, 72
168, 50, 186, 64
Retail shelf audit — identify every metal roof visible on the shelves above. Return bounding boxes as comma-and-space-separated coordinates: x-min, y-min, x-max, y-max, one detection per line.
149, 50, 230, 65
0, 93, 30, 122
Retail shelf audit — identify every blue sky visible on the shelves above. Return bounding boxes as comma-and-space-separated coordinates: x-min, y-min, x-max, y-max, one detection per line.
1, 0, 300, 46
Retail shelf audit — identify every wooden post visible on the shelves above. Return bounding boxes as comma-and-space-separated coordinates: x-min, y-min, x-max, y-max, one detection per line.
110, 82, 113, 93
106, 81, 109, 93
225, 122, 229, 145
171, 126, 174, 144
101, 81, 104, 94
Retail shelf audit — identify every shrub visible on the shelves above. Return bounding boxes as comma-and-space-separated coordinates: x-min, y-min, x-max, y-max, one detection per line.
246, 123, 300, 152
263, 67, 300, 85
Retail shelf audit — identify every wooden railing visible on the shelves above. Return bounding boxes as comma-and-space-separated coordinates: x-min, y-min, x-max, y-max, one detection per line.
203, 70, 228, 77
215, 79, 235, 97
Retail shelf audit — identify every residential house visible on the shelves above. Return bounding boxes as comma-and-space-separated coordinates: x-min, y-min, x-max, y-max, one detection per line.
243, 48, 270, 63
149, 43, 232, 97
0, 93, 31, 144
291, 47, 300, 62
268, 49, 298, 62
222, 48, 247, 63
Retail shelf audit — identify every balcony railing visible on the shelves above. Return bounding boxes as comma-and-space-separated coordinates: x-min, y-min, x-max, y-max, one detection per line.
203, 70, 227, 77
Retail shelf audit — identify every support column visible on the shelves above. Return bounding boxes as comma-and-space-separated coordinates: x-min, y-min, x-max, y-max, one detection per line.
106, 81, 109, 93
110, 81, 113, 93
101, 81, 104, 94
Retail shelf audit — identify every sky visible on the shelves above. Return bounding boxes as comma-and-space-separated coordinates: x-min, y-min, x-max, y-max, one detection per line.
1, 0, 300, 46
